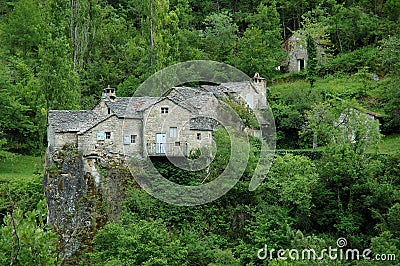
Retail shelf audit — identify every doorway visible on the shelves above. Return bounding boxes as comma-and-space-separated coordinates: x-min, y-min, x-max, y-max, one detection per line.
156, 133, 166, 154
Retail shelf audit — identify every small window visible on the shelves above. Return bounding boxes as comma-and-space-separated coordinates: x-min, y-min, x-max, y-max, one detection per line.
105, 132, 111, 140
161, 107, 169, 114
131, 135, 136, 144
175, 141, 181, 146
97, 131, 105, 141
123, 135, 130, 145
197, 133, 201, 140
169, 127, 177, 138
107, 107, 111, 114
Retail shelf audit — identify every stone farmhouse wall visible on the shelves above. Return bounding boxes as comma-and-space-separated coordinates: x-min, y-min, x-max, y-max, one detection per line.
77, 115, 143, 156
236, 82, 266, 110
143, 98, 213, 156
52, 132, 77, 149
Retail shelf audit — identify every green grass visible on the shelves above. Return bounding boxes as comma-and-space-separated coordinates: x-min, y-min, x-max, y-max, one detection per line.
376, 134, 400, 155
269, 73, 385, 114
0, 155, 43, 179
0, 155, 45, 216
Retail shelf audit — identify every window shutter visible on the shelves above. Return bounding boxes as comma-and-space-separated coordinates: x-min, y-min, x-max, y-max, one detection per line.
123, 135, 130, 145
97, 131, 105, 140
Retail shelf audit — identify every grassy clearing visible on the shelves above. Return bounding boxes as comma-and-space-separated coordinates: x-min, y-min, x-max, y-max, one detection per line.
0, 155, 44, 217
376, 134, 400, 155
0, 155, 43, 179
270, 73, 371, 97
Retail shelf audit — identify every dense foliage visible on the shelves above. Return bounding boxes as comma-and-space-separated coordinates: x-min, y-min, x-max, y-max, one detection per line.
0, 0, 399, 154
0, 0, 399, 265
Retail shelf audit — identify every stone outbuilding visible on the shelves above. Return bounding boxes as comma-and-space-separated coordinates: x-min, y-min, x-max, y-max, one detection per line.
281, 32, 326, 73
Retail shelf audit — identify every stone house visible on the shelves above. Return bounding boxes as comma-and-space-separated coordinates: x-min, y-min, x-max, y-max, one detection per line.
336, 106, 382, 144
47, 73, 266, 158
281, 32, 326, 73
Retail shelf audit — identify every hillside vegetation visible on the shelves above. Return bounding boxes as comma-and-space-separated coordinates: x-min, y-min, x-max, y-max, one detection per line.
0, 0, 399, 265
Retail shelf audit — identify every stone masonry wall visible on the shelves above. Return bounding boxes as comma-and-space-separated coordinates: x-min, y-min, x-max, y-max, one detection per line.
144, 98, 189, 155
78, 116, 143, 156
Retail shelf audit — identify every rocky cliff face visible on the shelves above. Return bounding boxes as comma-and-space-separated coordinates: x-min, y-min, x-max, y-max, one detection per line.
43, 145, 130, 263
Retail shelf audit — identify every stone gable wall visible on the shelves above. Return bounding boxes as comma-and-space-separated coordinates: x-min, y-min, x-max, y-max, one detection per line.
236, 82, 266, 110
78, 116, 142, 156
143, 98, 212, 156
53, 132, 78, 148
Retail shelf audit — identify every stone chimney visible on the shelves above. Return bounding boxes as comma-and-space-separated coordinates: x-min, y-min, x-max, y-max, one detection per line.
102, 85, 116, 101
252, 73, 265, 88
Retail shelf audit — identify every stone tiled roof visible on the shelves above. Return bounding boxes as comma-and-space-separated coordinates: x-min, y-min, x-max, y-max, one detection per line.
129, 97, 159, 112
105, 98, 130, 117
106, 96, 159, 118
48, 110, 110, 133
168, 87, 217, 114
218, 82, 248, 93
190, 116, 219, 131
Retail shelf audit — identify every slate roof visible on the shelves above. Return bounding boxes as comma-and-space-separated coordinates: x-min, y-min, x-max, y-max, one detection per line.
106, 96, 159, 118
48, 110, 110, 133
168, 87, 218, 114
190, 116, 219, 131
218, 82, 248, 93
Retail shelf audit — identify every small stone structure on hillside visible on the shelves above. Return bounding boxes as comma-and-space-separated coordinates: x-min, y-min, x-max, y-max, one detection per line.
281, 32, 326, 73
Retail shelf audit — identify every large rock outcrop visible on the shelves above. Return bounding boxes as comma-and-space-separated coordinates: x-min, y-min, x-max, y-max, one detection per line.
43, 144, 130, 263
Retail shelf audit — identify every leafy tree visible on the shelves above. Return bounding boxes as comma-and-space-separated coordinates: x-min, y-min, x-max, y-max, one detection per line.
306, 34, 317, 87
269, 83, 323, 148
38, 35, 80, 110
202, 12, 238, 63
2, 0, 49, 57
230, 2, 282, 78
0, 169, 44, 222
90, 217, 188, 265
0, 200, 57, 265
236, 1, 282, 78
383, 0, 400, 22
328, 5, 393, 53
301, 101, 334, 150
311, 109, 383, 237
0, 87, 37, 153
258, 154, 319, 226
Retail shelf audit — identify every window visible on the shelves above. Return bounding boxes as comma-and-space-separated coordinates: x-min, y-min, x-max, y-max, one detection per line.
245, 93, 254, 109
169, 127, 177, 138
161, 107, 169, 114
197, 133, 201, 140
97, 131, 105, 141
175, 141, 180, 146
124, 135, 137, 144
105, 132, 111, 140
107, 107, 111, 114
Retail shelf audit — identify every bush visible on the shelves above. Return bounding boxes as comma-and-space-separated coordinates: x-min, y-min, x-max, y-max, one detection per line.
319, 47, 382, 76
0, 174, 44, 224
0, 200, 57, 265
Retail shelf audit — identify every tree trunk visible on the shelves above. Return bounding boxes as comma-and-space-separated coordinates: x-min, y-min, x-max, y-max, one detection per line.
150, 0, 154, 48
313, 132, 317, 151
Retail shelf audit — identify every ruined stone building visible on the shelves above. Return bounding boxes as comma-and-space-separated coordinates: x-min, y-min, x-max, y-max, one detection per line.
47, 73, 267, 158
281, 32, 326, 73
